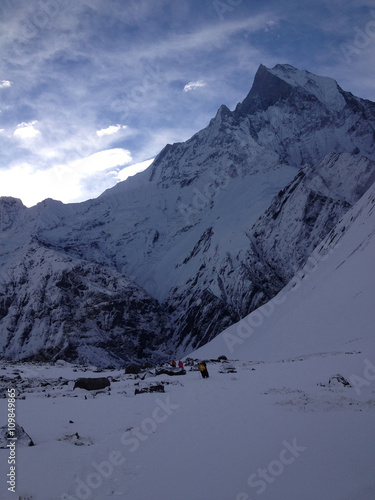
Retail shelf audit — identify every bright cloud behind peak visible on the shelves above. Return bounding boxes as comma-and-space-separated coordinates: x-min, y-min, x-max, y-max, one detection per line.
0, 0, 374, 206
0, 147, 137, 207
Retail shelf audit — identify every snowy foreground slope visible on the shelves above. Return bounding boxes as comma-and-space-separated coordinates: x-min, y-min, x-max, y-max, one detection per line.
0, 176, 374, 499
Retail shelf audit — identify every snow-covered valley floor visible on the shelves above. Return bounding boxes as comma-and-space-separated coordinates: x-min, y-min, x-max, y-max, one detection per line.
0, 349, 374, 500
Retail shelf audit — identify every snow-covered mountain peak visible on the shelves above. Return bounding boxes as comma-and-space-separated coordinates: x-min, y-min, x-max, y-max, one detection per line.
235, 63, 293, 115
0, 196, 26, 217
236, 63, 355, 116
268, 63, 347, 112
0, 197, 26, 230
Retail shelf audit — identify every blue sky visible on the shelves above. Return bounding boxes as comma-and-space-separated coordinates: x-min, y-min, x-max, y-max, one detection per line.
0, 0, 374, 207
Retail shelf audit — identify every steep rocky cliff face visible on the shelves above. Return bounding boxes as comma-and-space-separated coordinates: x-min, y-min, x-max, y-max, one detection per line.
166, 152, 375, 354
0, 231, 171, 366
1, 64, 375, 365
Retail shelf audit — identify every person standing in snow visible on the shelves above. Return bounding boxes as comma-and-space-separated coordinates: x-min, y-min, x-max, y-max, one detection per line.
171, 360, 177, 367
198, 361, 209, 378
178, 360, 184, 369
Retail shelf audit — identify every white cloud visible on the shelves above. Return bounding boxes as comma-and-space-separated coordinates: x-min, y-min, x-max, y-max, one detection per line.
117, 158, 154, 182
96, 124, 127, 137
0, 80, 11, 89
183, 80, 207, 92
0, 148, 133, 207
13, 121, 40, 140
58, 148, 133, 176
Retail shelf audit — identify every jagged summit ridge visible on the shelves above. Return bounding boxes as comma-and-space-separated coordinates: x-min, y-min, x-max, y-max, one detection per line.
236, 63, 294, 115
237, 63, 361, 114
268, 63, 347, 111
145, 64, 375, 194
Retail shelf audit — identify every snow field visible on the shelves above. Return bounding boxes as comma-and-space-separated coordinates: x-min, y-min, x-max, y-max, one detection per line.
1, 351, 374, 500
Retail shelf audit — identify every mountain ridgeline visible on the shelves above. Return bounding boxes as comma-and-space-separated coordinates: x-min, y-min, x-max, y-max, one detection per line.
1, 64, 375, 366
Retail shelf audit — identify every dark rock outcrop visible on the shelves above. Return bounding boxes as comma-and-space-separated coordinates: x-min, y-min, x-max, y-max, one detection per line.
73, 377, 110, 391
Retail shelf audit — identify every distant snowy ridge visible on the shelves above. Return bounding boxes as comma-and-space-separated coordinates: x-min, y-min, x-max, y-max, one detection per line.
0, 64, 375, 366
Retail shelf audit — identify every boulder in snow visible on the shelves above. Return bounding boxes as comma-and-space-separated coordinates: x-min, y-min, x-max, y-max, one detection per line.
73, 377, 110, 391
328, 374, 352, 387
135, 384, 165, 395
0, 423, 34, 448
57, 432, 93, 446
125, 364, 142, 375
155, 367, 186, 376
